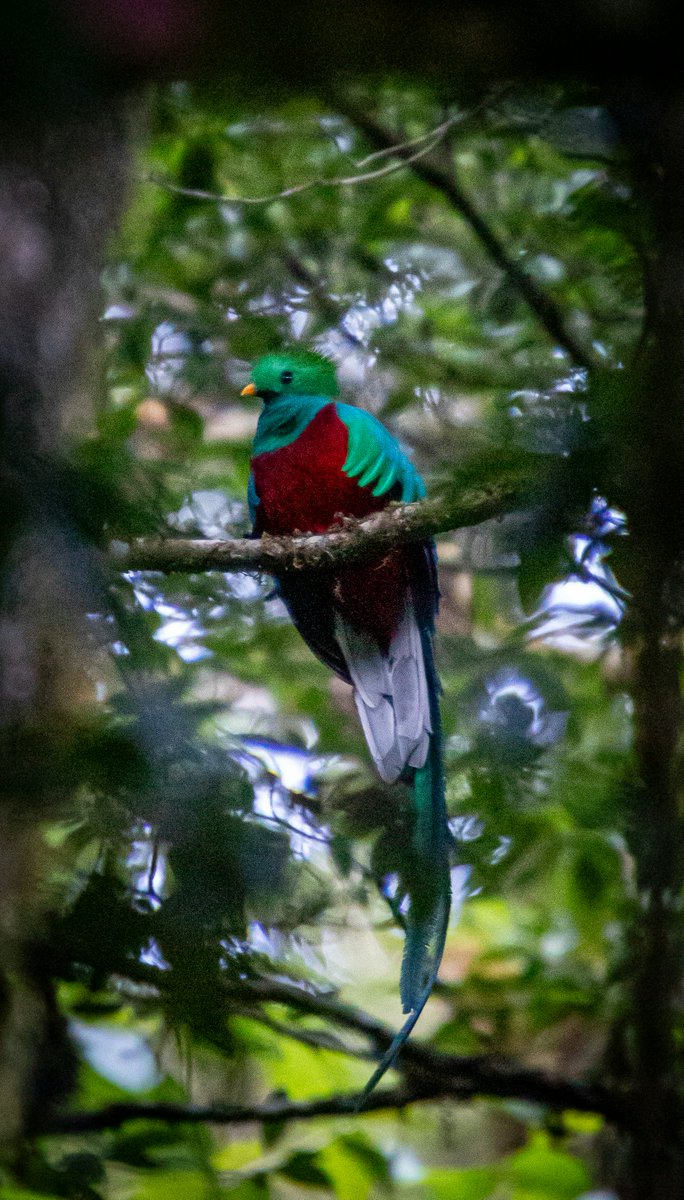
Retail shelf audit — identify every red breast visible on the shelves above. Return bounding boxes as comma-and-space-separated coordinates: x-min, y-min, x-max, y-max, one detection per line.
251, 403, 408, 648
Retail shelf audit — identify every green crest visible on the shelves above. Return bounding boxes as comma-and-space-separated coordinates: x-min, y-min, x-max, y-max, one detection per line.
250, 350, 338, 397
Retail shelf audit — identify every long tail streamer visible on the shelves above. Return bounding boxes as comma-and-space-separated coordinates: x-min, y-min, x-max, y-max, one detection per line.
359, 624, 451, 1104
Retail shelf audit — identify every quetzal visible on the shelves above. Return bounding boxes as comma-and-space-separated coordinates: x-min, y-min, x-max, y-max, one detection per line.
242, 350, 450, 1093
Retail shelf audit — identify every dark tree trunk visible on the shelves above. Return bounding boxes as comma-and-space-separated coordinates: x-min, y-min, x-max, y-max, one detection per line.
0, 98, 130, 1142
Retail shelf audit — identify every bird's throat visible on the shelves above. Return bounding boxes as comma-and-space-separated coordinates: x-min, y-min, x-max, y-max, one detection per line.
253, 393, 330, 455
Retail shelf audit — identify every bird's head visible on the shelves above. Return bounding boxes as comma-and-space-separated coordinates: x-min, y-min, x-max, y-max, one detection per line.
241, 350, 338, 402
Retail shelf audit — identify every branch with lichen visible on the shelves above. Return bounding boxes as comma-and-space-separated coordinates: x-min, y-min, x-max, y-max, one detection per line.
112, 475, 528, 575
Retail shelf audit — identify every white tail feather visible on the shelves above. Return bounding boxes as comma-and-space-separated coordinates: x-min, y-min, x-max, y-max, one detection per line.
335, 605, 431, 783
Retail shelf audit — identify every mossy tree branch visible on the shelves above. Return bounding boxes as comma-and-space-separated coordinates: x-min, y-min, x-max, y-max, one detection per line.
113, 472, 532, 575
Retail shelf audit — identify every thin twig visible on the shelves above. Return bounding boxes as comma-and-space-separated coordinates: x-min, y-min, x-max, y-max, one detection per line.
354, 85, 512, 167
239, 1007, 374, 1059
145, 120, 457, 209
354, 115, 461, 167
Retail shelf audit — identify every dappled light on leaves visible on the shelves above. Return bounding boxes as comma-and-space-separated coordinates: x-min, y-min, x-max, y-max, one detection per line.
0, 71, 662, 1200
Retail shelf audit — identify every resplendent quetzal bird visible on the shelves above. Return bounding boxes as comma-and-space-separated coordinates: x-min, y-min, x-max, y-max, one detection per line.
242, 350, 450, 1093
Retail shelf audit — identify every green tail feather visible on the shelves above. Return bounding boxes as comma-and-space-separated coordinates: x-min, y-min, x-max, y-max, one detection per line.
399, 732, 450, 1013
359, 630, 451, 1107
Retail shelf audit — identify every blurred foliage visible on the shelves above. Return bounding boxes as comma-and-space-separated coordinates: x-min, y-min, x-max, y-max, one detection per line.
2, 78, 648, 1197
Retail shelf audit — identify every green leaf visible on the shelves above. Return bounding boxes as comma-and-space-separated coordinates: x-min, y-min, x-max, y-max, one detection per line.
426, 1166, 499, 1200
129, 1169, 214, 1200
503, 1133, 591, 1198
517, 537, 569, 615
278, 1150, 332, 1189
320, 1135, 391, 1200
212, 1141, 262, 1172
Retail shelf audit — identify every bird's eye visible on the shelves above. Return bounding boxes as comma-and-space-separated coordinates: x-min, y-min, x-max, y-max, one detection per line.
280, 370, 293, 385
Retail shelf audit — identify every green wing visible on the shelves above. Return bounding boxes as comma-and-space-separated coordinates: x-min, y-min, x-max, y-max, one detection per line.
337, 403, 426, 501
247, 470, 260, 528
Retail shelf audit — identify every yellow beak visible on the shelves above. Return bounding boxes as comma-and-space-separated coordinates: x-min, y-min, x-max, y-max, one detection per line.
240, 382, 257, 396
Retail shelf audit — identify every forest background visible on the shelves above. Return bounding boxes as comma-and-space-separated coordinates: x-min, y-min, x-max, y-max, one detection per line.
1, 4, 683, 1199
